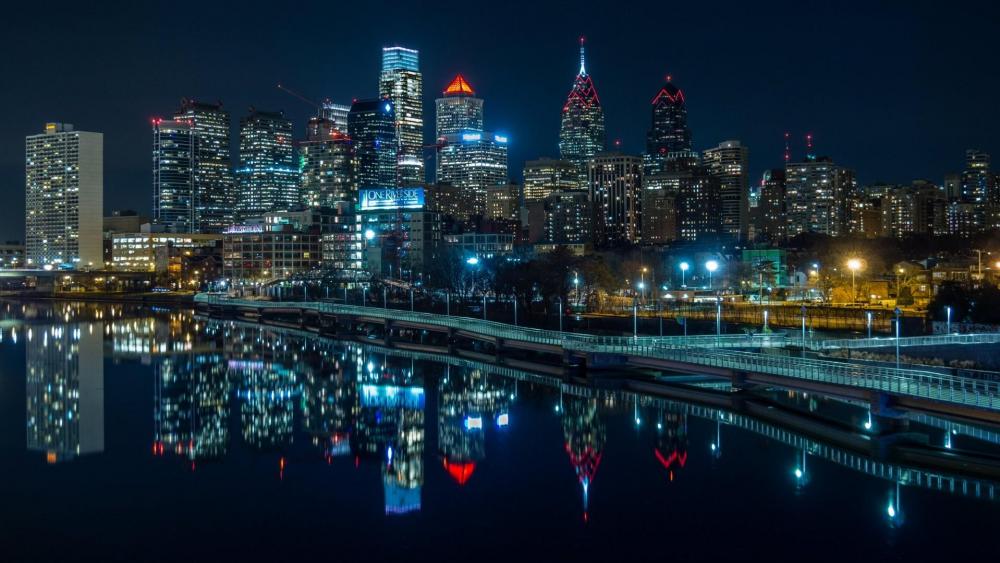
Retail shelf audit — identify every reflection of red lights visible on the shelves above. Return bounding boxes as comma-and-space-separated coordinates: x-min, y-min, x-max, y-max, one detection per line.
565, 443, 602, 483
443, 459, 476, 486
654, 448, 687, 471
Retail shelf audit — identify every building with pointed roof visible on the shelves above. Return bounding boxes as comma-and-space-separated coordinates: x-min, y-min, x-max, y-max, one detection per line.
645, 76, 692, 176
435, 74, 484, 138
559, 38, 606, 183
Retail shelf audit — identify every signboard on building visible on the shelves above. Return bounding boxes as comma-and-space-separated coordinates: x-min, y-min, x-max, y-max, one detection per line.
359, 187, 425, 211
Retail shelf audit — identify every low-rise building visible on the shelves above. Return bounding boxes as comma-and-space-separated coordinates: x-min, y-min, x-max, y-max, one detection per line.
443, 232, 514, 260
111, 232, 221, 272
222, 224, 321, 283
0, 241, 25, 269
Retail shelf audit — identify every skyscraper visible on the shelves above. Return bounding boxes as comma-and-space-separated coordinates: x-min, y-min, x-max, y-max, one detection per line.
436, 75, 509, 216
960, 149, 994, 229
152, 118, 195, 232
588, 153, 642, 247
755, 168, 787, 241
559, 39, 606, 183
236, 109, 300, 218
174, 99, 234, 232
349, 98, 398, 189
300, 117, 357, 208
25, 123, 103, 268
320, 99, 351, 132
435, 74, 484, 137
644, 76, 692, 176
785, 156, 856, 237
379, 46, 424, 187
703, 140, 749, 240
523, 158, 579, 202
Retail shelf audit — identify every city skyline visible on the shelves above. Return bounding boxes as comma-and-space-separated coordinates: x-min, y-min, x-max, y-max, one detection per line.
3, 2, 999, 241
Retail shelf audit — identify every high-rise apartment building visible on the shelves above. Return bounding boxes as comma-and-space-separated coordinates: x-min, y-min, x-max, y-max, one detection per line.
784, 156, 856, 237
754, 168, 787, 241
703, 140, 749, 240
544, 190, 591, 244
559, 39, 605, 183
348, 99, 398, 190
300, 116, 357, 208
523, 158, 579, 202
588, 153, 642, 247
152, 119, 195, 232
174, 99, 234, 232
379, 46, 424, 187
236, 109, 300, 218
25, 123, 103, 268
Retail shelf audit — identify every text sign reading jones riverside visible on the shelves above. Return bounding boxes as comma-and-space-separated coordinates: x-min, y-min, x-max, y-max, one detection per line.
360, 187, 425, 211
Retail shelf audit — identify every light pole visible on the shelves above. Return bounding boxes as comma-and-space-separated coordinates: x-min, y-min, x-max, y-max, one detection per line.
362, 286, 367, 307
641, 267, 648, 303
633, 300, 638, 339
946, 306, 952, 334
716, 295, 722, 339
514, 297, 518, 326
410, 289, 414, 312
483, 294, 487, 320
847, 258, 862, 303
894, 307, 902, 369
446, 292, 450, 316
706, 260, 719, 290
866, 311, 873, 339
558, 297, 563, 332
383, 287, 387, 308
800, 305, 807, 351
679, 261, 689, 288
574, 271, 581, 306
763, 309, 769, 332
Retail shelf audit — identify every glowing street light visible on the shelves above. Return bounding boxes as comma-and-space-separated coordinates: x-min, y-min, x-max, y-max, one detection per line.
946, 305, 952, 334
679, 261, 690, 288
364, 229, 375, 241
847, 258, 862, 302
705, 260, 719, 290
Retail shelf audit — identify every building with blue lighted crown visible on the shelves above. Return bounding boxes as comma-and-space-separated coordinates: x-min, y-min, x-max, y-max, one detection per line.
435, 75, 508, 218
349, 99, 398, 190
236, 109, 300, 219
379, 46, 424, 187
356, 186, 440, 281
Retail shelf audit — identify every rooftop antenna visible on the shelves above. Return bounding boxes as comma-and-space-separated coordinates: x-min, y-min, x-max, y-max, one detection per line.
784, 131, 791, 163
579, 36, 587, 76
805, 132, 815, 161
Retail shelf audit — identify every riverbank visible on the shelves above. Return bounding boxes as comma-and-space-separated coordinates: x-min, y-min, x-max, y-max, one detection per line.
1, 290, 196, 306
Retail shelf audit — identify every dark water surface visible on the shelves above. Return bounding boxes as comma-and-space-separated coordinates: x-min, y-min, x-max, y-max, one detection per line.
0, 301, 996, 562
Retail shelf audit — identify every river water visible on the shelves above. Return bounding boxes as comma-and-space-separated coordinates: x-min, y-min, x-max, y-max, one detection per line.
0, 301, 996, 561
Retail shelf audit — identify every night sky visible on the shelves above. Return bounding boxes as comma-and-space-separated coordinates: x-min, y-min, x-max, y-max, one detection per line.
2, 1, 998, 241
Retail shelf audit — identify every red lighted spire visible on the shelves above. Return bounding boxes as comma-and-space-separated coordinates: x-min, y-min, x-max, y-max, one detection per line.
443, 74, 475, 96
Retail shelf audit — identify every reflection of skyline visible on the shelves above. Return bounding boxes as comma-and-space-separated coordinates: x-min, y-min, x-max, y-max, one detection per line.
562, 396, 605, 521
25, 322, 105, 463
438, 367, 512, 486
9, 303, 996, 528
153, 354, 230, 461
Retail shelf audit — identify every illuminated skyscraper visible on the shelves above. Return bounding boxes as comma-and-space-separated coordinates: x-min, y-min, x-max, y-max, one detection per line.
435, 74, 483, 137
152, 119, 196, 232
300, 116, 357, 208
785, 156, 856, 237
435, 75, 508, 216
25, 123, 104, 268
349, 98, 398, 189
644, 77, 692, 176
379, 46, 424, 187
320, 99, 351, 132
174, 99, 234, 232
236, 109, 299, 218
523, 158, 579, 202
755, 168, 787, 241
559, 39, 606, 183
703, 140, 749, 240
588, 153, 642, 247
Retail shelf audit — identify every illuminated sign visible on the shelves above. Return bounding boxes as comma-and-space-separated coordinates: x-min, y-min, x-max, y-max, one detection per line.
461, 132, 482, 142
223, 224, 264, 234
359, 187, 425, 211
494, 134, 508, 144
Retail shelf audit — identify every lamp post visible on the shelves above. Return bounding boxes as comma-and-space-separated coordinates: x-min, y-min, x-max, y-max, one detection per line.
410, 289, 414, 312
706, 260, 719, 290
679, 261, 689, 288
946, 305, 952, 334
633, 300, 638, 339
716, 295, 722, 339
866, 311, 872, 339
641, 267, 648, 303
894, 307, 902, 369
800, 305, 807, 352
558, 297, 564, 332
574, 271, 581, 306
483, 294, 487, 320
383, 287, 387, 309
763, 309, 769, 332
446, 292, 450, 316
847, 258, 862, 303
362, 286, 367, 307
514, 297, 518, 326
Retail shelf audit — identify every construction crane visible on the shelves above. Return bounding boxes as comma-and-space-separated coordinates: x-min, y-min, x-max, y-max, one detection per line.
277, 83, 321, 114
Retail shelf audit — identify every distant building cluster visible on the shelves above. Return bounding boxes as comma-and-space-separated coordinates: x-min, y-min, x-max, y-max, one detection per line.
18, 41, 1000, 290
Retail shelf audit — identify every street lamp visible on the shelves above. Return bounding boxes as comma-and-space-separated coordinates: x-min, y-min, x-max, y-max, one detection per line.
847, 258, 862, 303
679, 261, 689, 288
706, 260, 719, 290
866, 311, 873, 339
573, 271, 581, 306
894, 307, 902, 369
946, 305, 952, 334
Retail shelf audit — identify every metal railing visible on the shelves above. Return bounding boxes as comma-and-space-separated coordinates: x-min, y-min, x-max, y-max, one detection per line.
813, 333, 1000, 350
197, 294, 1000, 411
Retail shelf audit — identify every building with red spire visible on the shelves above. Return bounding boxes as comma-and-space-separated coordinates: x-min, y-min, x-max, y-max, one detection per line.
559, 38, 606, 183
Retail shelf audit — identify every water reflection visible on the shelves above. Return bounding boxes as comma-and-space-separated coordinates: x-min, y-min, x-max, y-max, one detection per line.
25, 322, 104, 463
4, 302, 1000, 538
